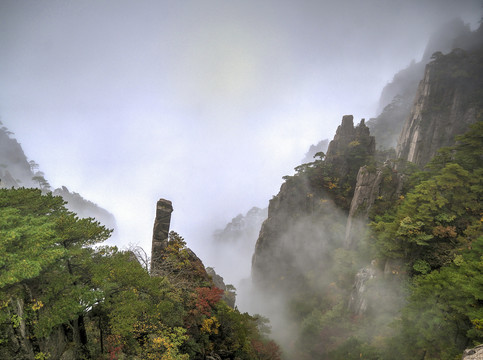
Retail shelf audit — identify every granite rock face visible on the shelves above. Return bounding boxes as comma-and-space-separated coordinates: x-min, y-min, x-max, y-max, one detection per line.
345, 163, 403, 248
150, 199, 174, 275
348, 263, 377, 316
326, 116, 375, 190
252, 115, 375, 291
396, 47, 483, 167
149, 199, 212, 286
326, 116, 375, 162
462, 345, 483, 360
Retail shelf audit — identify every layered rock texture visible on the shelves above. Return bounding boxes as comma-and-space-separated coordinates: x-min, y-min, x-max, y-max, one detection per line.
347, 262, 377, 315
150, 198, 174, 275
250, 24, 483, 358
252, 115, 375, 290
149, 199, 212, 286
396, 47, 483, 167
325, 115, 375, 178
462, 345, 483, 360
344, 163, 403, 247
369, 18, 479, 151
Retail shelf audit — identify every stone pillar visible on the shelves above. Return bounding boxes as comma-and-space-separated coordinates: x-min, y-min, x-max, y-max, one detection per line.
150, 199, 173, 275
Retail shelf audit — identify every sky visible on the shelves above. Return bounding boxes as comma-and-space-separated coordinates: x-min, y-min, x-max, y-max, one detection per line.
1, 0, 482, 269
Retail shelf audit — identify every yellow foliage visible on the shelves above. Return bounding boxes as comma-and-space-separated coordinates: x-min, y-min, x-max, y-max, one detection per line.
328, 182, 337, 190
31, 299, 44, 311
201, 316, 220, 335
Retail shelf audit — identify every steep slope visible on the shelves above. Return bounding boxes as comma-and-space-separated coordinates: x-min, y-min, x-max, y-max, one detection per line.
213, 206, 267, 244
300, 139, 329, 164
252, 116, 374, 290
0, 192, 281, 360
249, 24, 483, 359
396, 46, 483, 166
369, 18, 477, 151
0, 124, 36, 188
0, 123, 116, 231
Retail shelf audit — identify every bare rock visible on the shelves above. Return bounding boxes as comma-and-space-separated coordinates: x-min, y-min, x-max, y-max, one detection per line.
150, 199, 174, 275
396, 48, 482, 167
462, 344, 483, 360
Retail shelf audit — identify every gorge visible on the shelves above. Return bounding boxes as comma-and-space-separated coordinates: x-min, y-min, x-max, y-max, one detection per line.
1, 10, 482, 360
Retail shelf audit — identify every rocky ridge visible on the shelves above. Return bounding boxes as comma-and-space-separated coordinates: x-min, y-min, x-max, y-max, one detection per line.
250, 22, 483, 358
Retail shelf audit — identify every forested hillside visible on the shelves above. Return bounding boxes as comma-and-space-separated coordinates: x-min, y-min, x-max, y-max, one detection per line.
0, 123, 117, 233
1, 14, 482, 360
249, 24, 483, 360
0, 188, 280, 359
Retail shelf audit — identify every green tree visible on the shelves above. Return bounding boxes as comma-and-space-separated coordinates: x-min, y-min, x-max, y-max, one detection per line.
0, 188, 111, 356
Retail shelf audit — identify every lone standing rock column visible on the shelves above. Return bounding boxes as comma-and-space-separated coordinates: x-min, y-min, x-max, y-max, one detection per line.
150, 199, 173, 275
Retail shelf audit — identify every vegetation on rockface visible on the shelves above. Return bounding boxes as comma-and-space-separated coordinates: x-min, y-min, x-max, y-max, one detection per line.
367, 95, 412, 151
252, 120, 482, 360
366, 121, 483, 360
250, 29, 483, 358
0, 188, 281, 359
252, 120, 380, 359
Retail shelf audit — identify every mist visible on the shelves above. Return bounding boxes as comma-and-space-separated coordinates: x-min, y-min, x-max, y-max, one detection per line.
1, 0, 482, 276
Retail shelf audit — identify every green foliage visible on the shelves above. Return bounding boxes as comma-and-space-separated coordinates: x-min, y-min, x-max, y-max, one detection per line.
329, 337, 380, 360
365, 122, 483, 358
371, 159, 481, 271
293, 121, 483, 359
391, 236, 483, 359
0, 188, 279, 359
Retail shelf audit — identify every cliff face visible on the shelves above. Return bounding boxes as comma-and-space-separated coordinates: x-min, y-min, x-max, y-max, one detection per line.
252, 115, 375, 290
250, 26, 483, 358
344, 163, 403, 248
370, 18, 478, 152
396, 47, 483, 167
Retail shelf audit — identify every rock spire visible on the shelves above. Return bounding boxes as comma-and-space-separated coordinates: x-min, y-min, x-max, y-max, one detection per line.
150, 198, 173, 275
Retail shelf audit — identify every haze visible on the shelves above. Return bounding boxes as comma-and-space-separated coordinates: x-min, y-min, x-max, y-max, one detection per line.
1, 0, 481, 275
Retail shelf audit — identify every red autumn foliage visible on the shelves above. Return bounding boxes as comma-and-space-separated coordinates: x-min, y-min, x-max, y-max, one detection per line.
192, 286, 224, 316
106, 334, 123, 360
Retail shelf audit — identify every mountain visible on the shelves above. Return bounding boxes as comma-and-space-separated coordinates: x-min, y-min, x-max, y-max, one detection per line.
0, 124, 36, 188
368, 18, 479, 151
396, 46, 483, 166
300, 139, 329, 164
250, 22, 483, 359
0, 123, 117, 232
0, 193, 280, 359
213, 206, 268, 244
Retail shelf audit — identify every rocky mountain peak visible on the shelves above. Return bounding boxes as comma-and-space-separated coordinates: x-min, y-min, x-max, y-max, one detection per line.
326, 116, 375, 162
